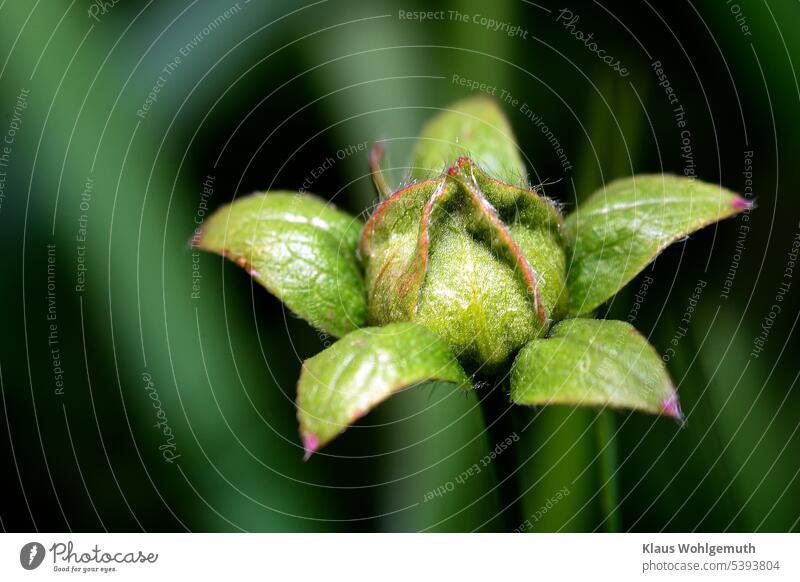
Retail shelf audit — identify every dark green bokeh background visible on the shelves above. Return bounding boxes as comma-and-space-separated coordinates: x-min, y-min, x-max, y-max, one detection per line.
1, 0, 798, 532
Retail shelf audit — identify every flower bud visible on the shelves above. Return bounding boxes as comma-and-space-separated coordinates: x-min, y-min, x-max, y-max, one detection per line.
360, 158, 567, 371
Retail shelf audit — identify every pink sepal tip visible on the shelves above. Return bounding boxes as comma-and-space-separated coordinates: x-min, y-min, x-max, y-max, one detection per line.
660, 393, 685, 425
731, 197, 753, 211
302, 433, 319, 461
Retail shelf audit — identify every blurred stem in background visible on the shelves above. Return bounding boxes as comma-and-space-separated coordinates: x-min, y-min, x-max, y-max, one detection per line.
594, 410, 621, 532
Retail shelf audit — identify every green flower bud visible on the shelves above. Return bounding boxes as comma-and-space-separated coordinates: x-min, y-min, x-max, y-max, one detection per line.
360, 157, 567, 372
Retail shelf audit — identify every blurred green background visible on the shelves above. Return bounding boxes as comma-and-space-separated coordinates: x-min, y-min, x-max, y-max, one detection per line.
1, 0, 798, 532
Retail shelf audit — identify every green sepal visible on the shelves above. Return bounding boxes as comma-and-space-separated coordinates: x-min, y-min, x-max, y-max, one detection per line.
196, 191, 367, 337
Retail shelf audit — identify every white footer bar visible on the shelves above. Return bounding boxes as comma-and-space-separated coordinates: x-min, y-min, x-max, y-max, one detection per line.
1, 533, 797, 581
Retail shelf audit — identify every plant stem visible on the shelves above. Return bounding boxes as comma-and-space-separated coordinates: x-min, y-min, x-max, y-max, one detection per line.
595, 410, 621, 531
480, 379, 523, 531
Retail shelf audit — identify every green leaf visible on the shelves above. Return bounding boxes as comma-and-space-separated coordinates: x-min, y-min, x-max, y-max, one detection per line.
410, 96, 527, 185
196, 191, 366, 337
297, 322, 469, 454
565, 174, 751, 315
511, 318, 682, 419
